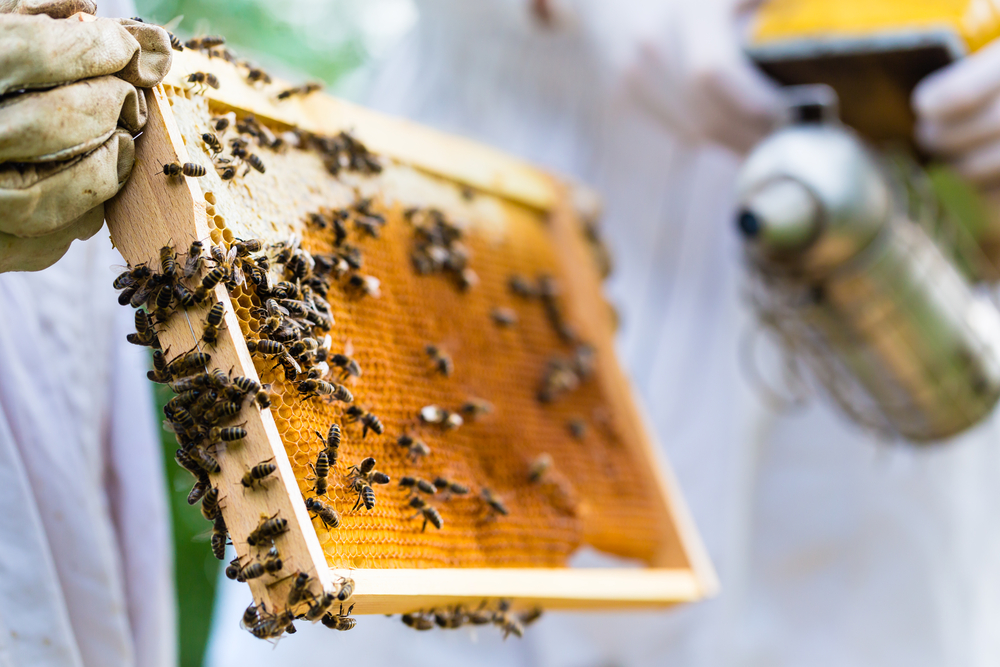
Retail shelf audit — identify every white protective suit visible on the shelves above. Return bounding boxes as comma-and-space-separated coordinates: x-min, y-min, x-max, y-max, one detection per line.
0, 1, 176, 666
208, 1, 1000, 666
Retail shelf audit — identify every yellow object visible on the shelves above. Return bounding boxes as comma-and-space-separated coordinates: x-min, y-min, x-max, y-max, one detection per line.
752, 0, 1000, 53
747, 0, 1000, 145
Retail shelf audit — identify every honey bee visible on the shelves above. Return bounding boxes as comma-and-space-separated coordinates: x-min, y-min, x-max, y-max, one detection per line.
263, 545, 283, 574
254, 388, 274, 409
157, 244, 177, 277
245, 153, 266, 174
233, 238, 264, 256
309, 450, 330, 495
508, 274, 539, 298
345, 406, 383, 438
200, 486, 221, 521
493, 600, 525, 639
491, 307, 518, 327
210, 426, 247, 443
519, 607, 543, 627
276, 82, 323, 100
212, 115, 231, 132
204, 400, 240, 424
420, 405, 464, 430
305, 497, 341, 528
304, 591, 337, 621
132, 309, 156, 344
408, 497, 443, 531
218, 165, 236, 180
275, 354, 301, 382
161, 161, 207, 177
466, 602, 493, 625
211, 519, 227, 560
347, 273, 381, 298
202, 132, 223, 154
185, 35, 225, 49
240, 602, 259, 630
173, 282, 196, 309
433, 477, 469, 496
250, 609, 294, 640
460, 398, 493, 420
246, 66, 272, 85
528, 453, 552, 483
481, 488, 508, 516
329, 353, 361, 378
458, 268, 479, 291
195, 266, 227, 302
246, 513, 288, 547
287, 572, 312, 607
315, 424, 341, 465
399, 477, 437, 495
296, 379, 352, 402
351, 479, 376, 511
174, 447, 204, 478
241, 460, 276, 489
168, 31, 183, 51
321, 604, 356, 631
225, 558, 242, 581
167, 407, 195, 434
397, 434, 430, 462
567, 418, 587, 439
187, 71, 220, 91
401, 612, 435, 631
425, 345, 453, 376
230, 376, 259, 396
187, 479, 209, 505
246, 338, 284, 357
337, 577, 355, 601
240, 561, 266, 580
202, 301, 226, 345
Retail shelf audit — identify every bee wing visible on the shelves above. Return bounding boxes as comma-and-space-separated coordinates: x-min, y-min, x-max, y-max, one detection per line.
226, 246, 238, 265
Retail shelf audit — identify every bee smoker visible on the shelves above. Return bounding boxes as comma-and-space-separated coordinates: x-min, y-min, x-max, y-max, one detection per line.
736, 92, 1000, 442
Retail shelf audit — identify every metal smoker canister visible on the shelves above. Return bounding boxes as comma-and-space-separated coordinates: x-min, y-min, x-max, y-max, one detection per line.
736, 119, 1000, 441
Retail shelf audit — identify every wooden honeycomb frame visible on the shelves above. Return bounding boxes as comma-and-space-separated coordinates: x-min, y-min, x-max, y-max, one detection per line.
105, 48, 716, 616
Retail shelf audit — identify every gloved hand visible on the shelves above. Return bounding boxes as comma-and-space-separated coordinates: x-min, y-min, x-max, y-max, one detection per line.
0, 0, 171, 272
913, 38, 1000, 192
625, 0, 785, 155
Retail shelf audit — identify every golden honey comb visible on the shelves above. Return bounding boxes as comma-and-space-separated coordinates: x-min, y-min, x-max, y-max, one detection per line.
107, 47, 713, 617
166, 85, 664, 568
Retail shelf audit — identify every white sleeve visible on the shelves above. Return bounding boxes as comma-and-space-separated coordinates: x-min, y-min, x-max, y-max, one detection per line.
103, 274, 177, 667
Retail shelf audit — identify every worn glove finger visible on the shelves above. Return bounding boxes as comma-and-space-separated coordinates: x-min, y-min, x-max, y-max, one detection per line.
916, 92, 1000, 157
0, 128, 133, 237
0, 0, 95, 17
0, 76, 146, 162
0, 203, 102, 272
947, 138, 1000, 188
0, 13, 170, 95
112, 18, 172, 88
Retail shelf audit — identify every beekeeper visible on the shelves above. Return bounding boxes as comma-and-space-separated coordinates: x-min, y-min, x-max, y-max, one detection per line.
208, 1, 1000, 666
0, 1, 175, 666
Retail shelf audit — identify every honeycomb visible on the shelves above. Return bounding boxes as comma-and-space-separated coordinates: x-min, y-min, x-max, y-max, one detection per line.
162, 84, 664, 570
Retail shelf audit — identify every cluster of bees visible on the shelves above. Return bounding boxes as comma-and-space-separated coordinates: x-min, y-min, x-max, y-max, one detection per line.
401, 600, 542, 638
113, 235, 367, 640
406, 207, 478, 291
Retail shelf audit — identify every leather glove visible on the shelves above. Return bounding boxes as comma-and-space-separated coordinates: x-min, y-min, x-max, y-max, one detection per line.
0, 1, 171, 272
625, 0, 785, 155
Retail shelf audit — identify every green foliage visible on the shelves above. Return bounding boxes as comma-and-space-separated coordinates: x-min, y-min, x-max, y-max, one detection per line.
134, 0, 369, 86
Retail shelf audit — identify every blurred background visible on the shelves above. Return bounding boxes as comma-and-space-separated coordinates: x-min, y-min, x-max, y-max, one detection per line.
133, 3, 415, 664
